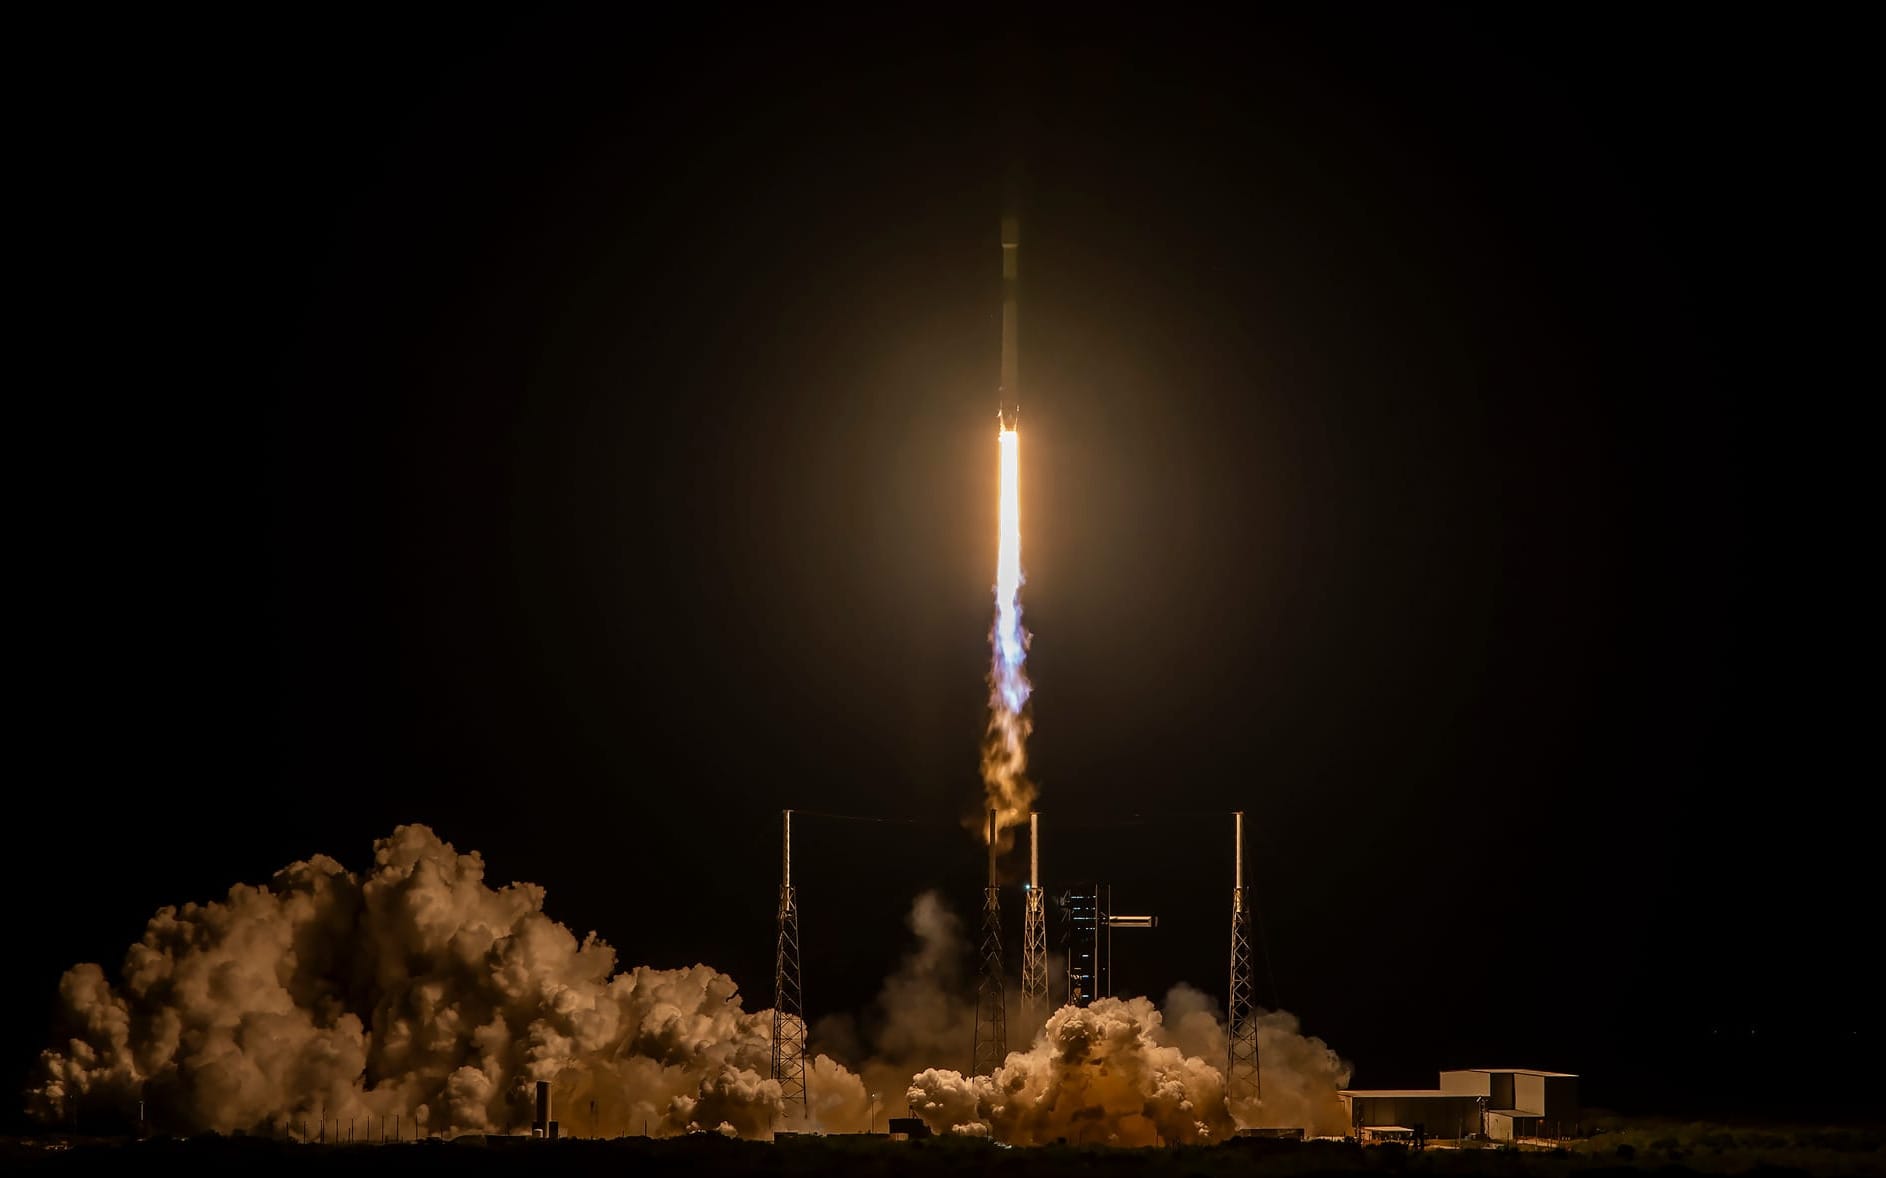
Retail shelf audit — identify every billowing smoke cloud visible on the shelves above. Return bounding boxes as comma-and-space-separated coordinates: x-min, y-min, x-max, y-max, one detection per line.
909, 995, 1231, 1145
27, 825, 866, 1139
29, 832, 1347, 1147
1158, 983, 1353, 1136
905, 985, 1352, 1146
815, 893, 1349, 1144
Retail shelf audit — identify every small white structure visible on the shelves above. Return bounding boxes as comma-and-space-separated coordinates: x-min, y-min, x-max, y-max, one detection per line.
1341, 1067, 1579, 1141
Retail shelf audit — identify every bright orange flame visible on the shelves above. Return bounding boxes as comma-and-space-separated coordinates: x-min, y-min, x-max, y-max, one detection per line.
994, 429, 1024, 688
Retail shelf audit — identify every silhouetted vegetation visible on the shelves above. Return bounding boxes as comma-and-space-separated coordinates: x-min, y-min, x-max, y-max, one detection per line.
3, 1122, 1880, 1177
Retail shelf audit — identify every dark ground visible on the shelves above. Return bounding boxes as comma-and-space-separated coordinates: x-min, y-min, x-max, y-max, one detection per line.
5, 1127, 1884, 1177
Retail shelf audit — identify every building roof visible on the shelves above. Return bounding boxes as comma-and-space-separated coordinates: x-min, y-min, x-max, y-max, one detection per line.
1454, 1068, 1576, 1077
1340, 1090, 1480, 1099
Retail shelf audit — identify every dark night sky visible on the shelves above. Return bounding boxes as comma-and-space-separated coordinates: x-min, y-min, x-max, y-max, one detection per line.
8, 12, 1871, 1126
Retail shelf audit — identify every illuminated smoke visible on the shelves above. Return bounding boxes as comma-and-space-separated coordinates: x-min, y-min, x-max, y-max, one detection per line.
1157, 983, 1353, 1136
28, 833, 1348, 1146
26, 826, 866, 1139
905, 986, 1352, 1145
908, 995, 1229, 1145
812, 891, 976, 1125
981, 424, 1035, 841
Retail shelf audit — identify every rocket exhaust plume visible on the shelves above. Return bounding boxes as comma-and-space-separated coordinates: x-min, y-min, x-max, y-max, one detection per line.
982, 213, 1034, 842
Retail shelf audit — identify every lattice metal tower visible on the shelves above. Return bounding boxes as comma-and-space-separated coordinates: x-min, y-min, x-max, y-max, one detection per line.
971, 808, 1008, 1076
771, 810, 808, 1120
1226, 810, 1261, 1111
1020, 812, 1048, 1027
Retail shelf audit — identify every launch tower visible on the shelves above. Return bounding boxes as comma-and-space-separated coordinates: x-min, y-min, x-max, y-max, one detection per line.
971, 809, 1008, 1076
771, 810, 808, 1119
1227, 811, 1261, 1108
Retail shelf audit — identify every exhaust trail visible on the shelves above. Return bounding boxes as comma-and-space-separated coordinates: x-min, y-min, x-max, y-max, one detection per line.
981, 215, 1034, 841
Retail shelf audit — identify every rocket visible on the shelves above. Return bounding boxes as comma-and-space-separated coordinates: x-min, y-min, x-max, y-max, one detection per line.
999, 214, 1020, 430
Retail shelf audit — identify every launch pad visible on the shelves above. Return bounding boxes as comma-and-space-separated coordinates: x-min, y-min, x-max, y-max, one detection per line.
766, 808, 1265, 1123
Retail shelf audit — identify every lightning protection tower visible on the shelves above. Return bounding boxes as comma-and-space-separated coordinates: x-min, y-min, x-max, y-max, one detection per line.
1226, 810, 1261, 1110
1020, 811, 1048, 1027
972, 808, 1008, 1076
771, 810, 808, 1119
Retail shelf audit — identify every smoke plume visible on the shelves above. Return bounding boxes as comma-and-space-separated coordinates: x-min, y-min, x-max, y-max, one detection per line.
908, 995, 1229, 1145
29, 832, 1349, 1147
811, 891, 977, 1125
1157, 983, 1353, 1135
815, 894, 1350, 1144
905, 985, 1352, 1145
27, 825, 865, 1139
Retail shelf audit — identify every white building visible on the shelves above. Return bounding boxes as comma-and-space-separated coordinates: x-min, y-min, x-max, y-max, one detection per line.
1339, 1067, 1580, 1141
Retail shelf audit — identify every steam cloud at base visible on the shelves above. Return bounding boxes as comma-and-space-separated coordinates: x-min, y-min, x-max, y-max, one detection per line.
819, 894, 1350, 1142
906, 986, 1350, 1146
27, 825, 865, 1139
28, 829, 1347, 1146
